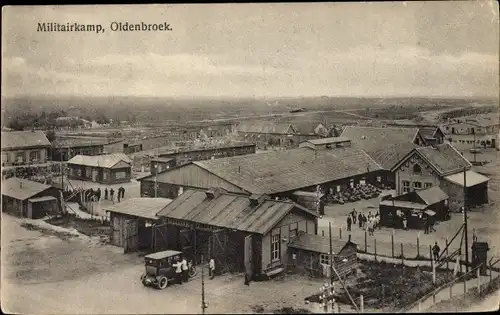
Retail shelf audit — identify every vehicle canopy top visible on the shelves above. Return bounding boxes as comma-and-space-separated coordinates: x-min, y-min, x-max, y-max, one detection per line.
145, 250, 183, 260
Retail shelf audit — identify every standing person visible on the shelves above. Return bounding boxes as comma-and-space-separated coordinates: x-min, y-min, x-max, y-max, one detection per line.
110, 188, 115, 204
346, 215, 352, 232
209, 257, 215, 280
174, 258, 183, 284
432, 242, 440, 261
181, 256, 189, 282
424, 217, 429, 234
358, 212, 363, 228
403, 215, 408, 230
362, 214, 367, 229
120, 186, 125, 199
104, 187, 108, 200
117, 188, 121, 203
473, 229, 478, 242
352, 209, 357, 224
96, 188, 101, 202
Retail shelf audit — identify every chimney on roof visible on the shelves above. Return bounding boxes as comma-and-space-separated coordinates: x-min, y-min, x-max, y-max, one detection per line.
205, 187, 221, 199
20, 181, 23, 189
249, 194, 266, 206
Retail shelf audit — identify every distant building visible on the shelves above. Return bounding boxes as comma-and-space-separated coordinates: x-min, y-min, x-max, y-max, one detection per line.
441, 112, 500, 149
391, 143, 488, 211
236, 121, 318, 148
51, 137, 106, 161
1, 131, 51, 168
67, 153, 132, 184
2, 177, 61, 219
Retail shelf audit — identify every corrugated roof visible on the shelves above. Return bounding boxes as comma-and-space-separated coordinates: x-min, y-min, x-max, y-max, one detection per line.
151, 157, 174, 163
52, 138, 108, 148
157, 189, 316, 234
67, 153, 132, 168
192, 146, 383, 195
237, 121, 295, 134
1, 177, 52, 200
288, 231, 356, 255
415, 186, 448, 205
103, 198, 172, 220
340, 126, 420, 170
379, 200, 427, 210
1, 131, 51, 150
444, 170, 490, 188
29, 196, 57, 203
415, 143, 472, 176
305, 137, 351, 145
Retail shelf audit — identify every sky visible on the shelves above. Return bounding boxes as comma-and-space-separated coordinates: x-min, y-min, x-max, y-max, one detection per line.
2, 2, 499, 98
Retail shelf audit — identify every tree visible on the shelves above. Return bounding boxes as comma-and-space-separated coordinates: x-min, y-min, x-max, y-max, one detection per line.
45, 130, 56, 142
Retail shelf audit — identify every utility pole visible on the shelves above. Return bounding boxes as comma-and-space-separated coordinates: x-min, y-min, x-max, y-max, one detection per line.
463, 167, 469, 273
201, 262, 208, 314
473, 130, 476, 163
329, 221, 334, 286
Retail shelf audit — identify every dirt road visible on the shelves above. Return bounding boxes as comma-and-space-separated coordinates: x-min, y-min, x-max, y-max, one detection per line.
1, 214, 323, 314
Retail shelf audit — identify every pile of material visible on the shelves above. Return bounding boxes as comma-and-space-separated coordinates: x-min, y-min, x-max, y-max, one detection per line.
328, 183, 381, 204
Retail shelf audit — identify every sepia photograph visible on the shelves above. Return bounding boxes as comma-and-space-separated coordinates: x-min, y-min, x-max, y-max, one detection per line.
1, 1, 499, 314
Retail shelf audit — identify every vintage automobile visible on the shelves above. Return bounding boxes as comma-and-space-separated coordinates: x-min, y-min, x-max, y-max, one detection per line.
140, 250, 197, 289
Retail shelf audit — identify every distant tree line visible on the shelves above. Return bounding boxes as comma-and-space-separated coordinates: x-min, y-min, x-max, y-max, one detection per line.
438, 106, 498, 121
5, 110, 113, 132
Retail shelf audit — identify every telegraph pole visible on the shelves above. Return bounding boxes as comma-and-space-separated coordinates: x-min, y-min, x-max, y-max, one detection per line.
463, 167, 469, 273
201, 263, 207, 314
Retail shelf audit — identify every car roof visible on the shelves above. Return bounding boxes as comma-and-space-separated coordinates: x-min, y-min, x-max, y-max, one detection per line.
145, 250, 183, 260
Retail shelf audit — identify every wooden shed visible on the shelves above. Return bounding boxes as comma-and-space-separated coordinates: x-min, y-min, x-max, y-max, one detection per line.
67, 153, 132, 184
1, 177, 61, 219
379, 186, 450, 230
288, 232, 358, 279
104, 198, 173, 253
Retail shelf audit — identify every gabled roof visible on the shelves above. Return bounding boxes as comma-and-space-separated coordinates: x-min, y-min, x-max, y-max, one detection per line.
236, 121, 296, 134
67, 153, 132, 168
288, 231, 357, 255
189, 146, 383, 195
156, 189, 317, 235
103, 198, 172, 220
1, 131, 51, 150
1, 177, 52, 200
418, 127, 440, 139
340, 126, 422, 170
415, 186, 449, 205
391, 143, 472, 176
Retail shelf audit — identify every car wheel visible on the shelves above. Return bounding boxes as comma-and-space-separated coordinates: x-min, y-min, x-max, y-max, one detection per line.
140, 273, 146, 282
157, 276, 168, 290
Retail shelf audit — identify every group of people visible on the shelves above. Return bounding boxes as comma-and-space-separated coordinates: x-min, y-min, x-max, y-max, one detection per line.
79, 186, 127, 203
346, 209, 379, 236
172, 256, 191, 285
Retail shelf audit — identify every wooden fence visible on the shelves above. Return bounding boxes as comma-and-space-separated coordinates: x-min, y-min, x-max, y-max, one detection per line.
398, 262, 499, 313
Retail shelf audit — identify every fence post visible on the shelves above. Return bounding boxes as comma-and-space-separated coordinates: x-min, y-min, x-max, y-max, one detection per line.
432, 291, 436, 304
401, 243, 404, 264
364, 230, 367, 252
477, 267, 481, 296
445, 237, 449, 271
322, 230, 325, 237
429, 245, 432, 261
360, 295, 364, 313
418, 300, 421, 312
464, 273, 467, 295
339, 226, 342, 240
490, 262, 493, 284
391, 230, 394, 258
449, 281, 453, 298
417, 232, 420, 258
432, 258, 436, 285
374, 239, 377, 262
